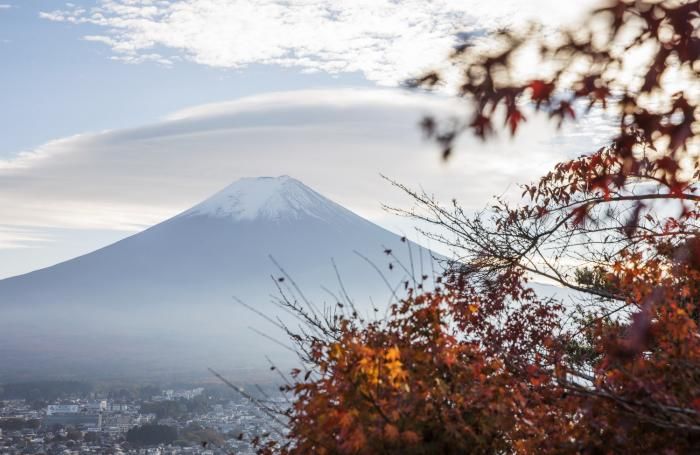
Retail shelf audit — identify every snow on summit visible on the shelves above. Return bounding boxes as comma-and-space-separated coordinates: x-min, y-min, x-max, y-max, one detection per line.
183, 176, 349, 222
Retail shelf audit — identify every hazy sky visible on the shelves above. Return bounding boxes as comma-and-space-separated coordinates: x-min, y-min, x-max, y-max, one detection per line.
0, 0, 609, 278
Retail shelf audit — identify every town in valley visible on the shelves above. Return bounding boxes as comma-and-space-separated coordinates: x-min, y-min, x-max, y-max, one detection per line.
0, 381, 285, 454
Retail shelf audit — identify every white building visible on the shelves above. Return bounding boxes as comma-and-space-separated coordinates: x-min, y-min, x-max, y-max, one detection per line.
46, 404, 79, 415
108, 403, 129, 412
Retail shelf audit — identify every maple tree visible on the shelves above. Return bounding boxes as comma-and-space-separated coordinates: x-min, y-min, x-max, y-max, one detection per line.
229, 1, 699, 453
399, 3, 700, 450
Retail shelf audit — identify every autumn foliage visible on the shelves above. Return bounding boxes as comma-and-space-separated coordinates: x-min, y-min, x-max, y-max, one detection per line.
275, 272, 565, 454
244, 1, 699, 453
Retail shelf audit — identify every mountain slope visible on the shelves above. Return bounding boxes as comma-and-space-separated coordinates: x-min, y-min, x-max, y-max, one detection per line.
0, 176, 436, 380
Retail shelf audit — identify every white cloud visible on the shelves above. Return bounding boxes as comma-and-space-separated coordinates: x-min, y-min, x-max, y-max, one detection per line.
0, 226, 51, 249
0, 88, 610, 235
0, 4, 12, 9
39, 0, 602, 85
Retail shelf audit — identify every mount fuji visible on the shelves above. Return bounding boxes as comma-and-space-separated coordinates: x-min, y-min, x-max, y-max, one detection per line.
0, 176, 436, 380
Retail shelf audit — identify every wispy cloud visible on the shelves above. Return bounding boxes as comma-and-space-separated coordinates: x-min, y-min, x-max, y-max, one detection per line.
39, 0, 601, 85
0, 225, 52, 249
0, 4, 12, 9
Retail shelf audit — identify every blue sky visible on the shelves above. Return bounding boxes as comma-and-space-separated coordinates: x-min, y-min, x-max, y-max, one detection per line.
0, 1, 371, 157
0, 0, 608, 278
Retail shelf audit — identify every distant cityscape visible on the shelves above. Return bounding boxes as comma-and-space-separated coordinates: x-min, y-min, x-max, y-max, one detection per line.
0, 383, 286, 454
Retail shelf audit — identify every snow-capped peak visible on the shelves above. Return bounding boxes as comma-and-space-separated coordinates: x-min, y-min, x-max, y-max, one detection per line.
183, 176, 345, 221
